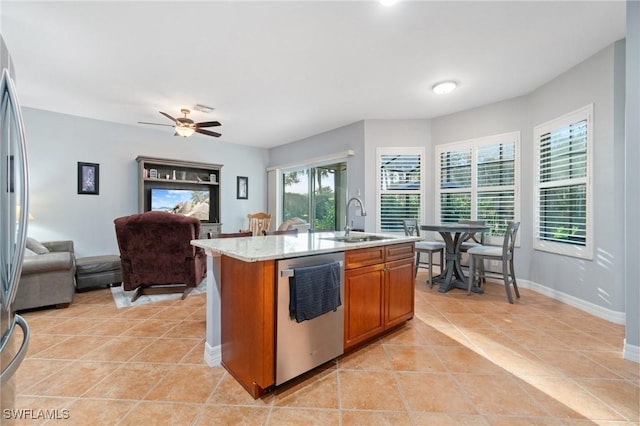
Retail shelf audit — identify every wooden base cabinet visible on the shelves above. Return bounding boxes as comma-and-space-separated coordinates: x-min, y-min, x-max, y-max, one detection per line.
344, 243, 415, 351
220, 255, 275, 399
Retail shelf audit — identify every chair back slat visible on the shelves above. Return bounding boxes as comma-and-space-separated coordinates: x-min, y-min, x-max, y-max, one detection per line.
402, 219, 421, 237
458, 219, 485, 244
502, 221, 520, 259
243, 212, 272, 236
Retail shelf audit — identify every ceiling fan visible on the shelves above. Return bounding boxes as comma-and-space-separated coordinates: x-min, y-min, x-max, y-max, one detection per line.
138, 108, 222, 138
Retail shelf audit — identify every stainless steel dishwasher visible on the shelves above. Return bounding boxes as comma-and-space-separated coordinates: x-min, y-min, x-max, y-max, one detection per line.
276, 252, 344, 385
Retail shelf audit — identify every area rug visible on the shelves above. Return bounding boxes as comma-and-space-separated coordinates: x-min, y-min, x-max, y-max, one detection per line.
110, 281, 206, 308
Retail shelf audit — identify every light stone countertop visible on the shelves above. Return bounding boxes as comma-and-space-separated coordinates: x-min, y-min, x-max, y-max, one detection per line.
191, 231, 421, 262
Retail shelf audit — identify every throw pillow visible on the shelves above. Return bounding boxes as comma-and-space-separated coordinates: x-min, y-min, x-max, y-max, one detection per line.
24, 248, 37, 256
26, 237, 49, 254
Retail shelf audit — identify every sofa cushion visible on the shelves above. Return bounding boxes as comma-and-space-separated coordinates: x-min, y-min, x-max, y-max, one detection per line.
26, 237, 49, 254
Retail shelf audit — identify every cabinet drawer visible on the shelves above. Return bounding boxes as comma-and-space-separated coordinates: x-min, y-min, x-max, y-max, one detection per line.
345, 246, 385, 269
385, 243, 414, 262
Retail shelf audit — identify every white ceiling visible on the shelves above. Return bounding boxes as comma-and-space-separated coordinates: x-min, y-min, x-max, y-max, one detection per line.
0, 1, 626, 148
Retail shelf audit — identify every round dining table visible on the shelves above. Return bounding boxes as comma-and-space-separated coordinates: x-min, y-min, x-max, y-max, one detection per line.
420, 223, 490, 293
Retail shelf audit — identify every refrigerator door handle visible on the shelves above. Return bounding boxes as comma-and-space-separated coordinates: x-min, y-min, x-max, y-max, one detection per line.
1, 68, 29, 310
0, 315, 29, 385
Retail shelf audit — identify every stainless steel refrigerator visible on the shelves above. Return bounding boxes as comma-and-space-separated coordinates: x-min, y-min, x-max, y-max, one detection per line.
0, 58, 30, 418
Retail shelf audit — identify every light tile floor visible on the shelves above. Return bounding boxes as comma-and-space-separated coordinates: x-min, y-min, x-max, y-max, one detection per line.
11, 271, 640, 425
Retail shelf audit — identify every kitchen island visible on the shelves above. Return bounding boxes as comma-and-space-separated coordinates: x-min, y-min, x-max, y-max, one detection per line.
191, 231, 420, 398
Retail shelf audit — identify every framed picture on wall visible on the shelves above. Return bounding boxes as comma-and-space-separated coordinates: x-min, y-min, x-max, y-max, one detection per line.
77, 162, 99, 195
237, 176, 248, 199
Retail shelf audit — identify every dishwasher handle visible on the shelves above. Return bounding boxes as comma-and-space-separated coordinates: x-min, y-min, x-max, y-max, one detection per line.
280, 260, 343, 277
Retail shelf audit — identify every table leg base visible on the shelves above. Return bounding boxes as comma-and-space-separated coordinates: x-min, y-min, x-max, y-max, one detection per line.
435, 279, 484, 294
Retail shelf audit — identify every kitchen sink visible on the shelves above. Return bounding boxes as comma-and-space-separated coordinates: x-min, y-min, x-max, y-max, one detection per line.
321, 235, 393, 243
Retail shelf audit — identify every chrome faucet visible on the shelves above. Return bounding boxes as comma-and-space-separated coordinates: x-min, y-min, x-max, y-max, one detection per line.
345, 197, 367, 238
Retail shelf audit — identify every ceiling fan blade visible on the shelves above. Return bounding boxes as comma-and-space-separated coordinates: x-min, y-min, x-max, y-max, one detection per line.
195, 120, 221, 128
196, 128, 222, 138
159, 111, 176, 122
138, 121, 175, 127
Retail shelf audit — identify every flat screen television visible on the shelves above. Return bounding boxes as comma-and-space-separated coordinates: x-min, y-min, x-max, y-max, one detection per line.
150, 188, 210, 221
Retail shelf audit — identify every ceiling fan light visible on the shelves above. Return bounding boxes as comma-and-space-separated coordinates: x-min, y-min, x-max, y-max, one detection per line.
175, 126, 195, 138
432, 80, 458, 95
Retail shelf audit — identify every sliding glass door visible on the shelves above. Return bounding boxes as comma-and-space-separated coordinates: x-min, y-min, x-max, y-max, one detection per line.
282, 162, 347, 231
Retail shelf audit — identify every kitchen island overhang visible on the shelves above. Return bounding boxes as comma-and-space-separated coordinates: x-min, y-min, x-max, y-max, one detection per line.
191, 231, 420, 398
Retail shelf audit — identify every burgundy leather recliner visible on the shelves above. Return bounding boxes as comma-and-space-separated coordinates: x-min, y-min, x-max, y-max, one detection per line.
114, 211, 206, 302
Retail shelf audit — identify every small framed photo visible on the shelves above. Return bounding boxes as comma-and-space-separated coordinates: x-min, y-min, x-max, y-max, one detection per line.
237, 176, 248, 199
77, 162, 99, 195
149, 168, 158, 179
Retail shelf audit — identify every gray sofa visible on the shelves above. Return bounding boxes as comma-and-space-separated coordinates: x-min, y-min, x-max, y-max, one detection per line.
15, 240, 76, 311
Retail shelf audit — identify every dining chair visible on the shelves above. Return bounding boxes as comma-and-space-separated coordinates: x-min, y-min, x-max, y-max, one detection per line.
458, 219, 486, 251
240, 212, 272, 236
467, 221, 520, 303
402, 219, 445, 288
263, 228, 299, 236
458, 219, 486, 282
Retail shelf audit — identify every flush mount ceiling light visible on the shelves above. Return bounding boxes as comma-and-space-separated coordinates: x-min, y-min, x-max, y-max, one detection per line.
432, 81, 458, 95
379, 0, 400, 6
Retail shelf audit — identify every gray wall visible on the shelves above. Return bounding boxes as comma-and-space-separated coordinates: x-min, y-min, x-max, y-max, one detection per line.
528, 43, 624, 313
23, 107, 268, 257
624, 0, 640, 352
268, 121, 366, 228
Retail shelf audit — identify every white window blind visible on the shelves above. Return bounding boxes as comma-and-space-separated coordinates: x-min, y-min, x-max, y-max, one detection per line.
534, 104, 592, 259
436, 132, 520, 244
376, 148, 424, 233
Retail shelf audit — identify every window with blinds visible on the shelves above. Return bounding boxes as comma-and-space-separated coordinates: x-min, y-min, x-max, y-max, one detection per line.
376, 148, 424, 233
534, 104, 592, 259
435, 132, 519, 244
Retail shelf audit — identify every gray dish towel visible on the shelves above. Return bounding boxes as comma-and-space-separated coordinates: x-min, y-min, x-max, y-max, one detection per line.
289, 261, 341, 323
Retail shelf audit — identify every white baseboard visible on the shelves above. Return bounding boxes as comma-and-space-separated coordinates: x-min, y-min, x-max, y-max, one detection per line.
204, 342, 221, 367
519, 279, 626, 324
624, 339, 640, 363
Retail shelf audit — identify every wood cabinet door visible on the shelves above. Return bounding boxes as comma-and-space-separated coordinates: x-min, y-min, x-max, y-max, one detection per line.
344, 263, 385, 350
384, 257, 415, 329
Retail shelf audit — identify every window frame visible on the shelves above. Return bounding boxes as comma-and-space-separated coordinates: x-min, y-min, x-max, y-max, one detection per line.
533, 104, 593, 260
435, 131, 521, 246
376, 147, 425, 233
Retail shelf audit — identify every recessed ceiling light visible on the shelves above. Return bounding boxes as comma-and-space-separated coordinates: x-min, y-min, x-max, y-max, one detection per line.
380, 0, 400, 6
432, 81, 458, 95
